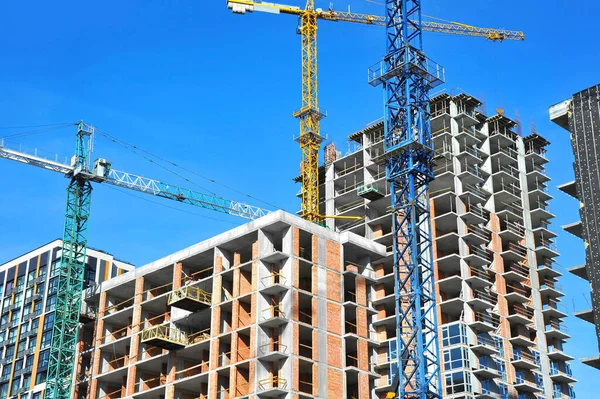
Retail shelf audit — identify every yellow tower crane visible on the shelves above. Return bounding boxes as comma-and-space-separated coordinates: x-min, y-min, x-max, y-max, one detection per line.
227, 0, 524, 223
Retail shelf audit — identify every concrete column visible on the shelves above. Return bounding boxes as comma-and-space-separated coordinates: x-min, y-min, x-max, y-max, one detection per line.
165, 351, 177, 399
89, 291, 107, 399
126, 276, 144, 396
173, 262, 183, 290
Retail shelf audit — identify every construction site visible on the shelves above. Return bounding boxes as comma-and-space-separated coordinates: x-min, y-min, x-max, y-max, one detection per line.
0, 1, 590, 399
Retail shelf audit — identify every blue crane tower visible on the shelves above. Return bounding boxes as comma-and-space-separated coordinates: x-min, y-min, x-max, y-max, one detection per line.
369, 1, 444, 398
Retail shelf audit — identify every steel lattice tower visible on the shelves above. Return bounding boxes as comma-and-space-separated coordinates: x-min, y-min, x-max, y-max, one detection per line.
45, 123, 94, 399
369, 1, 444, 397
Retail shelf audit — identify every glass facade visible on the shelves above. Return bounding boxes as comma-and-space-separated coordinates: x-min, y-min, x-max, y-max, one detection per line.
0, 241, 132, 399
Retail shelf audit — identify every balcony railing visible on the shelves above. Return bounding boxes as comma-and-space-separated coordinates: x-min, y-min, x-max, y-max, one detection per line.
465, 225, 492, 241
541, 278, 563, 292
497, 181, 521, 196
500, 220, 525, 236
510, 304, 534, 319
464, 203, 489, 221
504, 262, 529, 278
506, 284, 531, 300
546, 321, 569, 334
463, 183, 491, 199
503, 242, 528, 257
469, 267, 494, 281
497, 146, 519, 160
473, 311, 500, 328
472, 289, 497, 304
468, 246, 494, 262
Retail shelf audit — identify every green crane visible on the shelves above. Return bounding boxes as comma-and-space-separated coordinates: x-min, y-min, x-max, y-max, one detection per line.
0, 122, 270, 399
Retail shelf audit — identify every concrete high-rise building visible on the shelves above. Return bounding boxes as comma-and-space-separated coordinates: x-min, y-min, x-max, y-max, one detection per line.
551, 83, 600, 371
75, 211, 387, 399
320, 92, 575, 399
0, 240, 133, 399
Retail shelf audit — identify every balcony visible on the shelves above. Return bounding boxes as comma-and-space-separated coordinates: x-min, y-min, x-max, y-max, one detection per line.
430, 106, 451, 132
461, 203, 490, 225
511, 349, 539, 370
494, 181, 522, 205
257, 376, 289, 396
467, 289, 496, 310
435, 232, 460, 253
491, 156, 520, 182
472, 359, 501, 379
456, 144, 484, 165
465, 267, 494, 289
514, 375, 543, 393
257, 341, 289, 362
509, 332, 535, 348
458, 161, 488, 185
436, 252, 461, 275
455, 105, 479, 127
465, 246, 493, 267
496, 201, 523, 223
535, 238, 559, 259
462, 225, 492, 246
167, 286, 212, 312
574, 308, 593, 323
459, 183, 491, 205
504, 284, 531, 304
527, 163, 550, 186
502, 262, 529, 283
498, 220, 525, 242
507, 304, 534, 326
528, 181, 552, 203
530, 198, 555, 227
542, 300, 568, 320
469, 311, 500, 332
470, 334, 499, 356
537, 259, 563, 280
547, 345, 575, 362
490, 147, 518, 171
540, 278, 564, 298
550, 364, 577, 384
438, 292, 465, 317
500, 241, 528, 262
524, 146, 548, 165
260, 272, 289, 295
545, 321, 571, 340
260, 304, 288, 328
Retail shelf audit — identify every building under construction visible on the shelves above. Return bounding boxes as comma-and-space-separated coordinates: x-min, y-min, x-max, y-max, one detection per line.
319, 92, 576, 399
552, 83, 600, 371
47, 93, 577, 399
76, 211, 386, 399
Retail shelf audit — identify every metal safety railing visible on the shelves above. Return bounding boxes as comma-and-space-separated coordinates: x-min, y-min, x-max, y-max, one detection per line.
168, 285, 212, 306
258, 376, 288, 391
140, 325, 188, 347
259, 341, 288, 355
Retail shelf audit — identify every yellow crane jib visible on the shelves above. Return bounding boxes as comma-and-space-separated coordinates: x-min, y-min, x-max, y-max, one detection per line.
226, 0, 523, 224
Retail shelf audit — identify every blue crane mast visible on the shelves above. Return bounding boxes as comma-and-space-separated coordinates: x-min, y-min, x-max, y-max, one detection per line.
369, 1, 444, 398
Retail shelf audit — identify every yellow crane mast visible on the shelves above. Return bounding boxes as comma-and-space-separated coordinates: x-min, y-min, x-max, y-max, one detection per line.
227, 0, 524, 223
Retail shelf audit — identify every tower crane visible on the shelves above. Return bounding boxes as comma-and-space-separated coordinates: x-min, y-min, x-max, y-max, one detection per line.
226, 0, 524, 224
0, 123, 270, 399
368, 1, 522, 398
227, 1, 523, 398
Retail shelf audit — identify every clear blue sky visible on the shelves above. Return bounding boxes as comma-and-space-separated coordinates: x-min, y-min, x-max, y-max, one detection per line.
0, 0, 598, 395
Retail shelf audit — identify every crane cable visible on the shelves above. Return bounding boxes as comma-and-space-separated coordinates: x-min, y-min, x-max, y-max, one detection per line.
95, 129, 285, 211
104, 185, 239, 225
0, 123, 76, 140
95, 128, 218, 196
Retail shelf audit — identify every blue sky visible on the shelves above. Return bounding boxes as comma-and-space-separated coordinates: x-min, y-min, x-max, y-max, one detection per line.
0, 0, 598, 395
